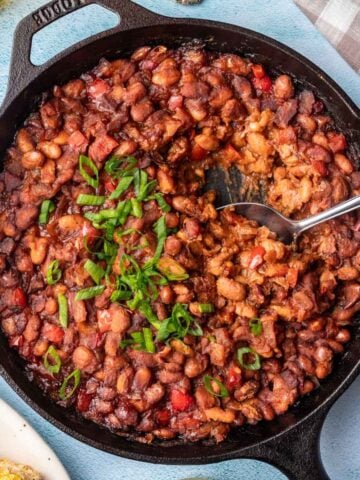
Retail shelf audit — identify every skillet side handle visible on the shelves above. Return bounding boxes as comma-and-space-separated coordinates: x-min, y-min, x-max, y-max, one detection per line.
3, 0, 166, 110
241, 407, 331, 480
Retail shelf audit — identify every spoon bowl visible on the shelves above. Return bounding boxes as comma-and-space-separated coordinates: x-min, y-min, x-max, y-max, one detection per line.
218, 196, 360, 244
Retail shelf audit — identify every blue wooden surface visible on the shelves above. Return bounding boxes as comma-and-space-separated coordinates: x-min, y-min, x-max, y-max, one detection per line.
0, 1, 359, 479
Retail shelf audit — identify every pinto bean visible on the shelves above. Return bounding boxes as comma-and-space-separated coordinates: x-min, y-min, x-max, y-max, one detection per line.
133, 367, 152, 390
17, 129, 34, 153
204, 407, 235, 423
159, 285, 174, 304
334, 153, 354, 175
21, 151, 45, 169
184, 354, 208, 378
216, 277, 245, 301
274, 75, 294, 99
152, 67, 181, 87
72, 346, 97, 373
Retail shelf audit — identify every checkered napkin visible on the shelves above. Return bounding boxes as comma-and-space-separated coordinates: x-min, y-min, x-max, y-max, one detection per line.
294, 0, 360, 73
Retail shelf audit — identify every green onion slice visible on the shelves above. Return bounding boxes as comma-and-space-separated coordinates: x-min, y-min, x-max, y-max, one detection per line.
138, 301, 161, 329
156, 303, 202, 343
75, 285, 105, 301
143, 327, 155, 353
105, 156, 137, 178
131, 198, 143, 218
203, 375, 229, 398
134, 169, 156, 201
59, 368, 81, 400
199, 303, 214, 314
157, 257, 189, 281
79, 155, 99, 188
46, 260, 62, 285
147, 193, 171, 212
84, 259, 105, 285
249, 317, 263, 336
237, 347, 261, 371
44, 345, 62, 375
39, 199, 55, 224
120, 327, 155, 353
109, 176, 134, 200
58, 293, 68, 328
76, 194, 105, 206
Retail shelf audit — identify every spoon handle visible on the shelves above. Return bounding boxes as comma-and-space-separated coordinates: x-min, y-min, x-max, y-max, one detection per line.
296, 195, 360, 234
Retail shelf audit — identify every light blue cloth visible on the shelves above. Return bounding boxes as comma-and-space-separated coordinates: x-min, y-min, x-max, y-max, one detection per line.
0, 1, 359, 479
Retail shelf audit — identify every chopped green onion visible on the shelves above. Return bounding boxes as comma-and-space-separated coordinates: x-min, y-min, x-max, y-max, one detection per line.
58, 293, 68, 328
39, 199, 55, 224
117, 199, 132, 225
131, 198, 143, 218
199, 304, 214, 314
75, 285, 105, 301
44, 345, 62, 374
120, 327, 155, 353
148, 193, 171, 212
46, 260, 62, 285
249, 317, 262, 336
109, 176, 134, 200
59, 368, 81, 400
237, 347, 261, 371
110, 288, 132, 302
143, 327, 155, 353
203, 375, 229, 398
84, 259, 105, 285
157, 257, 189, 281
138, 301, 161, 329
105, 156, 137, 178
79, 155, 99, 188
157, 303, 202, 343
151, 216, 168, 263
76, 194, 105, 206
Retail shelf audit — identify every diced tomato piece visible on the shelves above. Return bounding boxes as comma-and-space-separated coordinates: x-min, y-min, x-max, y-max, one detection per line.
97, 310, 112, 333
76, 390, 93, 412
89, 134, 119, 163
251, 64, 266, 79
156, 409, 170, 426
191, 143, 207, 162
88, 78, 111, 99
13, 287, 27, 309
248, 246, 266, 269
68, 130, 88, 151
220, 143, 241, 167
252, 75, 272, 93
104, 179, 116, 192
287, 268, 299, 288
327, 132, 347, 153
170, 389, 193, 412
312, 160, 328, 176
227, 365, 242, 389
42, 323, 64, 343
9, 335, 24, 348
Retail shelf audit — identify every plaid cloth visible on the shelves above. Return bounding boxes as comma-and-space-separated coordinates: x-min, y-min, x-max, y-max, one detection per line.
294, 0, 360, 73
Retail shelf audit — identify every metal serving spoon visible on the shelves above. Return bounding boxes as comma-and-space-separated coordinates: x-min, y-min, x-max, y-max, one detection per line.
218, 196, 360, 244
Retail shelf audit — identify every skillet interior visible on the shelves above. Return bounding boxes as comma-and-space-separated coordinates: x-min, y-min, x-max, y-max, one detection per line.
0, 21, 360, 464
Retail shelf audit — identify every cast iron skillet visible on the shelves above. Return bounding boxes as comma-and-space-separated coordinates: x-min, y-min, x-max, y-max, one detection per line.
0, 1, 360, 478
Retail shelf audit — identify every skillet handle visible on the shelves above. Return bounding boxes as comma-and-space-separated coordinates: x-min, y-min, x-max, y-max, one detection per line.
4, 0, 167, 108
241, 406, 331, 480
